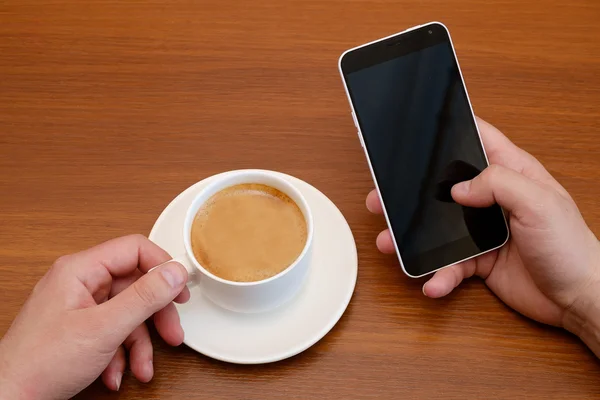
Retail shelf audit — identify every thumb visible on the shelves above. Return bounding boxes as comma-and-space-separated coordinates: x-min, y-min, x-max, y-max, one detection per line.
96, 262, 187, 344
451, 164, 550, 219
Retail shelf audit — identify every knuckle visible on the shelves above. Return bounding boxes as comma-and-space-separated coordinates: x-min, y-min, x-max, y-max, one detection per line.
477, 164, 506, 190
132, 281, 158, 307
31, 273, 49, 295
483, 164, 502, 181
124, 233, 150, 249
52, 254, 73, 271
128, 233, 148, 243
451, 266, 464, 287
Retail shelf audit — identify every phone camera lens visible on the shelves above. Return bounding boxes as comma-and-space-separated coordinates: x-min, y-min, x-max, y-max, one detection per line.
428, 29, 433, 34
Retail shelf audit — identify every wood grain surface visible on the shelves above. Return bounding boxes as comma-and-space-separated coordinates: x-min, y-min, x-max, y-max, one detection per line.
1, 0, 600, 398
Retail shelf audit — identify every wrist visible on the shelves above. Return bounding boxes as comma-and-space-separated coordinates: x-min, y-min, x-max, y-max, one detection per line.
0, 367, 25, 400
563, 265, 600, 357
0, 376, 26, 400
0, 343, 35, 400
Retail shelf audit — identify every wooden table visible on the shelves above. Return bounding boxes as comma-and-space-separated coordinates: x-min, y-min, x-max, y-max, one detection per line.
1, 0, 599, 398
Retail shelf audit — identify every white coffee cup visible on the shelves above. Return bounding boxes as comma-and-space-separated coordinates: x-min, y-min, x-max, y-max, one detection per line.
170, 170, 314, 313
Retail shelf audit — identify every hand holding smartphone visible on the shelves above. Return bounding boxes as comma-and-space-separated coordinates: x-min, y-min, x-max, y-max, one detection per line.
339, 22, 509, 277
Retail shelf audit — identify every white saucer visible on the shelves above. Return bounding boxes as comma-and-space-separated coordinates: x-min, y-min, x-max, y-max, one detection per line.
149, 170, 358, 364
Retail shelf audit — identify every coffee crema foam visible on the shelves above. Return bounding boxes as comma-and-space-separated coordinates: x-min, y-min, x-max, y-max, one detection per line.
190, 183, 307, 282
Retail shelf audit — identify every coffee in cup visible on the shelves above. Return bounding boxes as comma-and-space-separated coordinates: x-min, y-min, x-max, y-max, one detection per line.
190, 183, 308, 282
172, 170, 314, 313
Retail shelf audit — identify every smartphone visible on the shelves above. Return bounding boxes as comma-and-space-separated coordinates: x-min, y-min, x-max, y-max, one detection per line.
339, 22, 509, 278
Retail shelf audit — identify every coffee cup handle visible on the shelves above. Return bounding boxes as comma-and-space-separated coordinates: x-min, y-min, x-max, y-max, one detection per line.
149, 254, 198, 287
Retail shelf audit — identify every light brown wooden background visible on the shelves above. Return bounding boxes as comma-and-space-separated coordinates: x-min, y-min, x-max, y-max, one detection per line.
1, 0, 599, 398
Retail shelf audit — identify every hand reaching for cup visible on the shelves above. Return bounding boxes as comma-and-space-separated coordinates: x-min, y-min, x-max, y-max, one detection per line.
0, 235, 189, 400
366, 118, 600, 356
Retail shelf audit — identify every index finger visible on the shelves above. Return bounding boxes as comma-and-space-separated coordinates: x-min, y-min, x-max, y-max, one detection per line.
62, 234, 172, 296
476, 117, 568, 197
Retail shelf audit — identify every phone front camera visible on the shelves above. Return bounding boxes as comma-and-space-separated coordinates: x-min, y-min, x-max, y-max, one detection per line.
428, 29, 433, 34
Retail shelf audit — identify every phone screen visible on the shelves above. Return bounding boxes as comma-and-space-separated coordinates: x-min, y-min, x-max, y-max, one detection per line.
341, 23, 508, 276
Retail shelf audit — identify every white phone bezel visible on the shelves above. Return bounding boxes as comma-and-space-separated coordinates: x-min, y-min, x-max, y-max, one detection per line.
338, 21, 509, 278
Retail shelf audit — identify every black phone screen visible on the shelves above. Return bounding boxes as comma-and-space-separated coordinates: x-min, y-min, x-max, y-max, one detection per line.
341, 23, 508, 276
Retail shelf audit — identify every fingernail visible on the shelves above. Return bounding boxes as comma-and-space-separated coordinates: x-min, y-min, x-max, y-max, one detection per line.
145, 361, 154, 380
454, 181, 471, 195
161, 263, 186, 288
422, 285, 429, 297
115, 372, 122, 391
